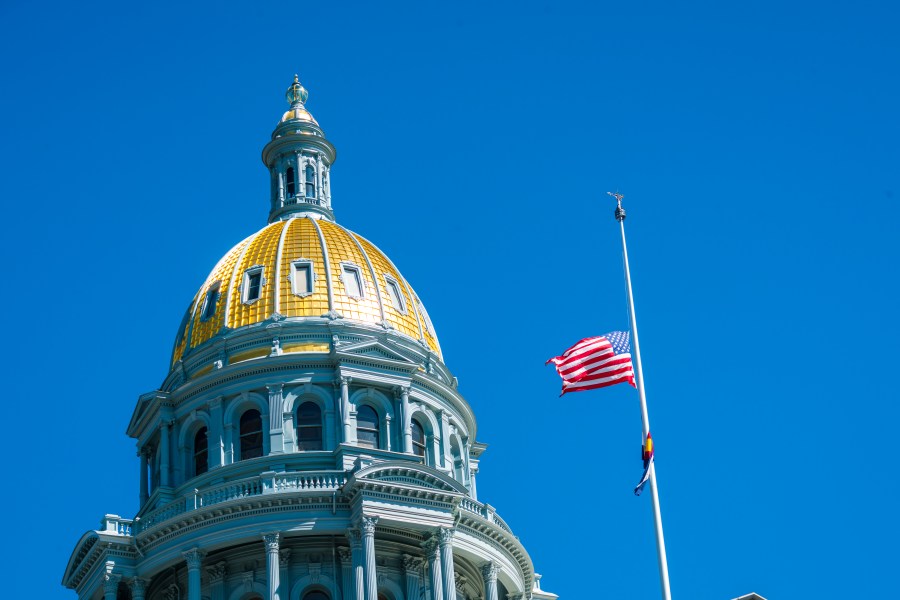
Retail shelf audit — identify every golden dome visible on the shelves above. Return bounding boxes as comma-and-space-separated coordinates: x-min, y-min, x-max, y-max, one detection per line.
172, 217, 440, 367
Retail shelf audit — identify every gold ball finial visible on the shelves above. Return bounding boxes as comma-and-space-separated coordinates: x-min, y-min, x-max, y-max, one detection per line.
286, 74, 309, 105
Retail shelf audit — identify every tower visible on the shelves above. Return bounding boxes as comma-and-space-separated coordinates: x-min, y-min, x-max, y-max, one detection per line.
63, 76, 558, 600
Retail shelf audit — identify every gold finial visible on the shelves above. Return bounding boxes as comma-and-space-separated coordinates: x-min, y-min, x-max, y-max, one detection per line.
607, 191, 624, 204
286, 74, 309, 105
608, 191, 626, 222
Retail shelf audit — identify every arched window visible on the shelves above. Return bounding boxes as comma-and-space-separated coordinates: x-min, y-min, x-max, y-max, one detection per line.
193, 427, 208, 476
297, 401, 323, 451
411, 420, 426, 459
240, 409, 264, 460
356, 405, 379, 449
286, 167, 296, 198
305, 164, 316, 198
303, 591, 329, 600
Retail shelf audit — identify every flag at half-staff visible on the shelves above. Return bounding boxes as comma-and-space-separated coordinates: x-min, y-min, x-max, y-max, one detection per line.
545, 331, 636, 395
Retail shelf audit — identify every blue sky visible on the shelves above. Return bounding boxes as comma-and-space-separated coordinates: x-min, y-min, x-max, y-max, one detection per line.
1, 1, 898, 598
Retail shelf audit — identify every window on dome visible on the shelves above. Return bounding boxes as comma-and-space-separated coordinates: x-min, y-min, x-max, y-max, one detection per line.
174, 304, 192, 347
286, 167, 296, 198
417, 301, 435, 337
239, 409, 264, 460
356, 405, 379, 449
305, 164, 316, 198
297, 401, 323, 451
291, 261, 314, 296
411, 420, 426, 459
193, 427, 208, 476
384, 275, 406, 313
341, 264, 364, 298
200, 283, 221, 322
242, 267, 264, 304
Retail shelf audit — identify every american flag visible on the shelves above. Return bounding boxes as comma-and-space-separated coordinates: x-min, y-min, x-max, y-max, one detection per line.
546, 331, 636, 395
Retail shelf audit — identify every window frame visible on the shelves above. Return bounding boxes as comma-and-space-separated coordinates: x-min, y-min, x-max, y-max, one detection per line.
241, 265, 266, 305
383, 274, 407, 314
340, 262, 365, 299
239, 409, 264, 460
286, 166, 296, 198
200, 282, 222, 322
305, 163, 316, 198
296, 401, 324, 451
289, 259, 316, 297
411, 419, 427, 461
193, 427, 209, 477
356, 405, 380, 450
417, 300, 436, 337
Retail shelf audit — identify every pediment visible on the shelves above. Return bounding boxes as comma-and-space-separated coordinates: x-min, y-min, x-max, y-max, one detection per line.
336, 339, 418, 366
354, 461, 468, 495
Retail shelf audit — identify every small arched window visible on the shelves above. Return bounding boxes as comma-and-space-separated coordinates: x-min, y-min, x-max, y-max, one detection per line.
411, 420, 426, 459
356, 405, 379, 449
303, 591, 329, 600
286, 167, 296, 198
240, 409, 264, 460
305, 164, 316, 198
297, 401, 323, 451
193, 427, 208, 476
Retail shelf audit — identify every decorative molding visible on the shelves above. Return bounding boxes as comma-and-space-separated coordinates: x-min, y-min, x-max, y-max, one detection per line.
182, 548, 205, 569
279, 548, 291, 569
262, 532, 280, 552
402, 554, 425, 572
207, 561, 227, 583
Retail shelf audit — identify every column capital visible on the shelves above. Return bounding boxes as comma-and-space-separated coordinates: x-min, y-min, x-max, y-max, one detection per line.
130, 577, 148, 595
262, 532, 280, 552
359, 515, 379, 534
103, 572, 122, 595
182, 547, 205, 569
337, 546, 352, 563
206, 561, 227, 583
421, 536, 440, 555
209, 396, 223, 409
402, 554, 425, 572
267, 383, 284, 394
437, 526, 454, 546
481, 561, 499, 582
347, 527, 363, 549
279, 548, 292, 568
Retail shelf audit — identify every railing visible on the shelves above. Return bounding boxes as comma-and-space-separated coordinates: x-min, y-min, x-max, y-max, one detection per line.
100, 514, 134, 536
458, 498, 513, 534
134, 471, 347, 534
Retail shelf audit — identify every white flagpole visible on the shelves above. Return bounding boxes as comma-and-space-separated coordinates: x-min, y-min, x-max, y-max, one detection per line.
610, 191, 672, 600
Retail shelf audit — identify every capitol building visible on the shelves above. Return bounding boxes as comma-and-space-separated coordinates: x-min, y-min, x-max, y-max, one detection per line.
63, 76, 558, 600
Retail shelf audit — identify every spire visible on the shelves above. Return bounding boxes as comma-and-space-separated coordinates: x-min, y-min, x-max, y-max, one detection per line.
262, 74, 337, 223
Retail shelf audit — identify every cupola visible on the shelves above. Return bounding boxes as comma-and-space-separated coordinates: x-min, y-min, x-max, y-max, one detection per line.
262, 75, 337, 222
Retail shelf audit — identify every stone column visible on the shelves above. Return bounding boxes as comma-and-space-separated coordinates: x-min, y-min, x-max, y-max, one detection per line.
207, 562, 227, 600
139, 449, 148, 505
348, 528, 365, 600
103, 563, 120, 600
400, 387, 412, 454
338, 547, 353, 600
160, 420, 171, 487
402, 554, 424, 600
268, 384, 285, 454
209, 397, 225, 468
183, 548, 205, 600
340, 376, 353, 443
263, 533, 281, 600
423, 537, 443, 600
481, 562, 499, 600
438, 528, 457, 600
360, 516, 379, 600
279, 549, 291, 600
130, 577, 148, 600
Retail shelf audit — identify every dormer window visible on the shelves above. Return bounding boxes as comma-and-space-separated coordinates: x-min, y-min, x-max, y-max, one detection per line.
305, 164, 316, 198
242, 266, 265, 304
290, 260, 314, 296
341, 263, 364, 299
200, 282, 221, 321
384, 275, 407, 314
286, 167, 296, 198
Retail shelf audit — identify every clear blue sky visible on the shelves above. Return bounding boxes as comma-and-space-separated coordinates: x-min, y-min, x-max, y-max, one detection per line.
1, 1, 898, 598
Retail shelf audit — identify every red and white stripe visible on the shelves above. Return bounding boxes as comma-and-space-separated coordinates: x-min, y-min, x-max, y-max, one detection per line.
546, 335, 635, 395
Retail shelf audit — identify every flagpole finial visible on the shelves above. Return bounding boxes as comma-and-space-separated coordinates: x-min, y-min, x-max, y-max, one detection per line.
608, 191, 626, 221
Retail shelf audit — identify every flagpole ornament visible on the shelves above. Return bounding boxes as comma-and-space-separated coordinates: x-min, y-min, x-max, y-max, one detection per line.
608, 191, 626, 222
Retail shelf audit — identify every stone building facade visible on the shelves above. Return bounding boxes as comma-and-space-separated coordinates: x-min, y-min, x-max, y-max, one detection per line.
63, 76, 557, 600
